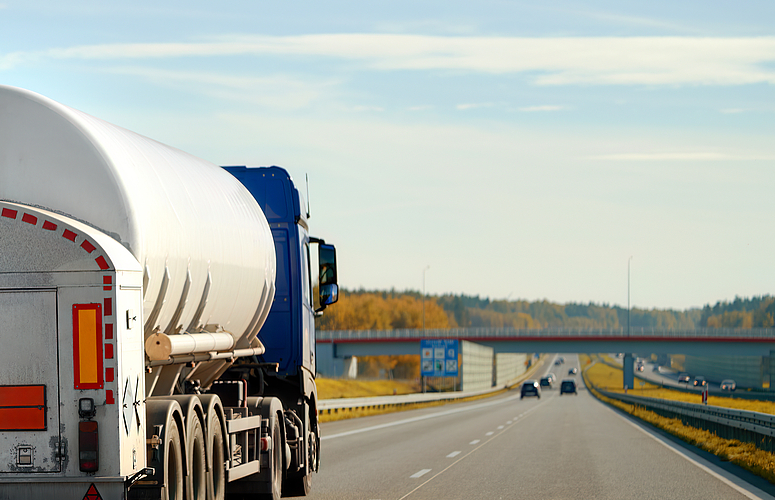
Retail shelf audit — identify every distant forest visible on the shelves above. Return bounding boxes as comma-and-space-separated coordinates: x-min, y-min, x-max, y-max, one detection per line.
317, 289, 775, 331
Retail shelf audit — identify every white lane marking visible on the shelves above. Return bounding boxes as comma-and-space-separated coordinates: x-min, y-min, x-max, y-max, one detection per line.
507, 421, 513, 424
322, 394, 522, 440
604, 404, 775, 500
410, 469, 431, 478
497, 425, 504, 429
469, 439, 480, 445
447, 451, 461, 458
485, 431, 494, 436
397, 399, 550, 500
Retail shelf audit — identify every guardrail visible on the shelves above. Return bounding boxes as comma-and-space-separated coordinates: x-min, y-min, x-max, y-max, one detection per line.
597, 389, 775, 453
318, 327, 775, 341
318, 385, 511, 415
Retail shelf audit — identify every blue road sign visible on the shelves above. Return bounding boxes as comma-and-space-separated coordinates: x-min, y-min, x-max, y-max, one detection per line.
421, 339, 458, 377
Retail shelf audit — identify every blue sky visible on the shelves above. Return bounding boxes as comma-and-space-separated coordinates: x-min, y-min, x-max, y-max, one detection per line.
2, 1, 775, 310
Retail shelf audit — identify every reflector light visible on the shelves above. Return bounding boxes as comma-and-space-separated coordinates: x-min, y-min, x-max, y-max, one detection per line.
260, 436, 272, 452
79, 421, 99, 472
73, 304, 104, 389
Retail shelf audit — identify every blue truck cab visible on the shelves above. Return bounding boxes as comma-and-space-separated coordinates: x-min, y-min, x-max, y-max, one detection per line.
222, 165, 338, 496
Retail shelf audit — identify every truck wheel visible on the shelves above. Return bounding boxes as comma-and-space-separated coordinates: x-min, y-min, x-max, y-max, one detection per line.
282, 430, 315, 496
262, 417, 283, 500
164, 419, 185, 500
188, 416, 207, 500
207, 413, 226, 500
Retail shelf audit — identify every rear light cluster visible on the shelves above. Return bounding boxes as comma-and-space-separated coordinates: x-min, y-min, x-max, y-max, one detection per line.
78, 398, 99, 472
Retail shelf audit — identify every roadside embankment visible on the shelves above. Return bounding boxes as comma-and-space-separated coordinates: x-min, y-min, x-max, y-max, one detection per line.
580, 354, 775, 484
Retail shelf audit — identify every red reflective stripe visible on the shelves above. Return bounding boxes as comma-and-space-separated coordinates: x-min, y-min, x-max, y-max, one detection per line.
103, 298, 112, 317
1, 208, 17, 219
105, 390, 115, 405
105, 368, 114, 382
105, 343, 114, 359
63, 229, 77, 241
22, 213, 37, 225
105, 324, 114, 340
42, 220, 57, 230
95, 256, 109, 270
81, 240, 96, 253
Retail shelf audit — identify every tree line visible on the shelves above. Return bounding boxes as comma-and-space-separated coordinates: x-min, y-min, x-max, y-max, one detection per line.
315, 289, 772, 379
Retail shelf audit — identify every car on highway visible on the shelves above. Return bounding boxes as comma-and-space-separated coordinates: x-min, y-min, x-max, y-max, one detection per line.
568, 367, 578, 375
540, 376, 553, 388
693, 376, 707, 387
560, 379, 577, 395
678, 373, 691, 383
547, 372, 557, 383
521, 380, 541, 399
720, 379, 736, 391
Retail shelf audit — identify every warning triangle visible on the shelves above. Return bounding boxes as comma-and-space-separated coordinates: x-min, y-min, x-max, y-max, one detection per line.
83, 483, 102, 500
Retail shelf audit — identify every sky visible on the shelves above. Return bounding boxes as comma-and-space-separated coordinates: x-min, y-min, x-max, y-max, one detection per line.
2, 1, 774, 311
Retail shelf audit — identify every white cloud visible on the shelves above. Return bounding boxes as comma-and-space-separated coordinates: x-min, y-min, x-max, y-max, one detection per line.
4, 35, 775, 87
590, 152, 775, 161
103, 66, 338, 110
519, 105, 564, 112
456, 102, 494, 110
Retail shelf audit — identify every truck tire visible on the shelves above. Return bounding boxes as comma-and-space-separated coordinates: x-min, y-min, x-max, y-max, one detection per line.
187, 416, 207, 500
164, 419, 185, 500
264, 417, 283, 500
207, 412, 226, 500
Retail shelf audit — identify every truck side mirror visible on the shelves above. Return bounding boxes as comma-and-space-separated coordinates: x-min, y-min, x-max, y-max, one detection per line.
317, 243, 338, 310
320, 283, 338, 307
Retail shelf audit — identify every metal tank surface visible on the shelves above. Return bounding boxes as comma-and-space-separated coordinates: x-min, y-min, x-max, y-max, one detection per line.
0, 86, 276, 390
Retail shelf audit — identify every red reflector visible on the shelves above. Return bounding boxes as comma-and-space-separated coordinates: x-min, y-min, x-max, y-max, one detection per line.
22, 213, 37, 225
83, 483, 103, 500
79, 421, 99, 472
1, 208, 17, 219
260, 436, 272, 452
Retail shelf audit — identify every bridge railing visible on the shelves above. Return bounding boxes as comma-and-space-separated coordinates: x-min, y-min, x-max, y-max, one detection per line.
317, 327, 775, 341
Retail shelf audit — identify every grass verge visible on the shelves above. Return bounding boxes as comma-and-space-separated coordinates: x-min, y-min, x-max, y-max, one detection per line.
580, 355, 775, 484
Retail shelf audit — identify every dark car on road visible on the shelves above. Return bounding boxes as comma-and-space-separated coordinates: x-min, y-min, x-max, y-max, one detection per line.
678, 373, 691, 383
693, 376, 707, 387
568, 367, 578, 375
521, 380, 541, 399
539, 376, 553, 389
721, 379, 736, 391
560, 379, 577, 395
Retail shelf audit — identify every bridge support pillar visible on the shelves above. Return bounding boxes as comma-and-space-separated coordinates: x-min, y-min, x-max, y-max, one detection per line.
316, 342, 345, 377
770, 351, 775, 391
623, 353, 635, 390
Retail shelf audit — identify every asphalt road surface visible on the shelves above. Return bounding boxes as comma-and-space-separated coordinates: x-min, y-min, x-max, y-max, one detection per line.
304, 355, 775, 500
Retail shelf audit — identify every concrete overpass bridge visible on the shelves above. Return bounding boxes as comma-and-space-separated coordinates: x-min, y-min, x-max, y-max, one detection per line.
316, 327, 775, 388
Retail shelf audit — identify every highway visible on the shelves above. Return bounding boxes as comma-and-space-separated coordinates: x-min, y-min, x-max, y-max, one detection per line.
307, 355, 775, 500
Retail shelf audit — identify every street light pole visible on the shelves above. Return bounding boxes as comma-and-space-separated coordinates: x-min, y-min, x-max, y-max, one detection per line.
422, 265, 430, 332
628, 256, 632, 337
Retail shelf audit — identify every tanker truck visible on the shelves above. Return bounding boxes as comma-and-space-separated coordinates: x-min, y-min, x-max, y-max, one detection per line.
0, 86, 339, 500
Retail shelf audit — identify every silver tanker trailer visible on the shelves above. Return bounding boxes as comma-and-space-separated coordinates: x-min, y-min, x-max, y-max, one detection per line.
0, 86, 338, 500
